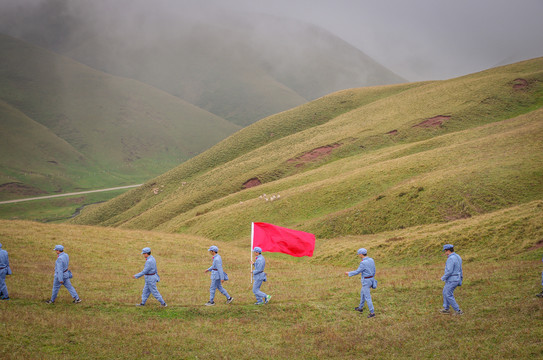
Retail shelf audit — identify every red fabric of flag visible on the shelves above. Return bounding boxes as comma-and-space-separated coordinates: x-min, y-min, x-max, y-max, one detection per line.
252, 222, 315, 257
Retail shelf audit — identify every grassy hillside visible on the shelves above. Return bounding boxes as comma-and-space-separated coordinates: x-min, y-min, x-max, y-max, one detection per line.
0, 34, 240, 200
1, 204, 542, 358
73, 58, 543, 243
0, 99, 91, 196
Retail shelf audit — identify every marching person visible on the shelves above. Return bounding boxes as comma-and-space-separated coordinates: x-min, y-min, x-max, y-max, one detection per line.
251, 247, 271, 305
46, 245, 81, 304
440, 244, 464, 315
537, 255, 543, 298
133, 247, 167, 307
345, 248, 376, 318
0, 242, 12, 300
204, 246, 233, 306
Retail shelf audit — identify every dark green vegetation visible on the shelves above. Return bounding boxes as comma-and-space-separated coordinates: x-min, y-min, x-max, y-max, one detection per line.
73, 58, 543, 245
0, 34, 240, 200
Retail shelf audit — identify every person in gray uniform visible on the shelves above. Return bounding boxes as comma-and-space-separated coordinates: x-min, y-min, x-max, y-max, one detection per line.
440, 244, 464, 315
0, 242, 12, 300
345, 248, 376, 318
46, 245, 81, 304
133, 247, 167, 307
251, 247, 271, 305
204, 246, 233, 306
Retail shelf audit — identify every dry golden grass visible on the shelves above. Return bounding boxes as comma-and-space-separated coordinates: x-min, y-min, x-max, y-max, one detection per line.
1, 215, 542, 359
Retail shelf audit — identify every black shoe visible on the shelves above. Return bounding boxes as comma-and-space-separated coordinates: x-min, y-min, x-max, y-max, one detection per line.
354, 307, 364, 312
1, 297, 9, 301
136, 303, 145, 307
536, 291, 543, 298
73, 298, 81, 304
205, 301, 215, 306
367, 312, 376, 318
45, 300, 54, 304
226, 297, 234, 304
161, 303, 167, 307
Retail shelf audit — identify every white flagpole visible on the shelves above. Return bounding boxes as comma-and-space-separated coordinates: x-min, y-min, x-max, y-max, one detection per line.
251, 222, 254, 283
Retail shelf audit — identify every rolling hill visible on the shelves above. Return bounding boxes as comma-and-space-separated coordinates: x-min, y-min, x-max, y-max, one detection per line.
72, 58, 543, 242
0, 34, 240, 200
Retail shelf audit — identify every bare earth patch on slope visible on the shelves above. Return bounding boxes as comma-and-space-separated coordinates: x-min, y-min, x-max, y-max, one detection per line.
529, 238, 543, 250
287, 144, 342, 168
414, 115, 451, 128
242, 177, 262, 189
512, 78, 529, 90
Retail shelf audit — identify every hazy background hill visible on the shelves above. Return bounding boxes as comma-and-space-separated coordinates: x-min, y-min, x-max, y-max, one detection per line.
72, 58, 543, 241
0, 34, 240, 200
0, 0, 405, 126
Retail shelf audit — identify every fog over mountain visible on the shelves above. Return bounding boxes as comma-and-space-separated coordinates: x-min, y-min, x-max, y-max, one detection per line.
3, 0, 542, 83
0, 0, 407, 126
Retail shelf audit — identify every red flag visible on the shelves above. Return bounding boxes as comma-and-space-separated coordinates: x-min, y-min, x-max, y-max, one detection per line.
252, 222, 315, 257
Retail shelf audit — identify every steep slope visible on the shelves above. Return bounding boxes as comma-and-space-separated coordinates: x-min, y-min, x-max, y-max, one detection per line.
0, 34, 240, 199
72, 58, 543, 241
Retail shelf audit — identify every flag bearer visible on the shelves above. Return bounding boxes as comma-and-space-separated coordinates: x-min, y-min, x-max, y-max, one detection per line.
0, 243, 11, 300
204, 246, 233, 306
345, 248, 376, 318
46, 245, 81, 304
440, 244, 464, 315
133, 247, 167, 307
251, 247, 271, 305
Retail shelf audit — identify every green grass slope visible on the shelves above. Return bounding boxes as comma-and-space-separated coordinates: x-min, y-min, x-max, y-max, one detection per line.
73, 58, 543, 244
0, 34, 240, 199
1, 209, 542, 358
0, 99, 91, 197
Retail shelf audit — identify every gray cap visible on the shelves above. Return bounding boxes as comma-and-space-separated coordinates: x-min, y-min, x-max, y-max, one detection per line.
54, 245, 64, 251
253, 247, 262, 253
208, 245, 218, 252
357, 248, 367, 255
442, 244, 454, 251
141, 247, 151, 254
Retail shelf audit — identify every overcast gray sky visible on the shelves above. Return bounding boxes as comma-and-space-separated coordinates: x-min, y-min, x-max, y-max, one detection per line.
224, 0, 543, 81
3, 0, 543, 81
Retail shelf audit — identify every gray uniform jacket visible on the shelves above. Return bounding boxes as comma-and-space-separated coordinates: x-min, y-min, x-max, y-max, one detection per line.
55, 252, 73, 281
134, 255, 160, 282
253, 255, 267, 281
207, 254, 227, 281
